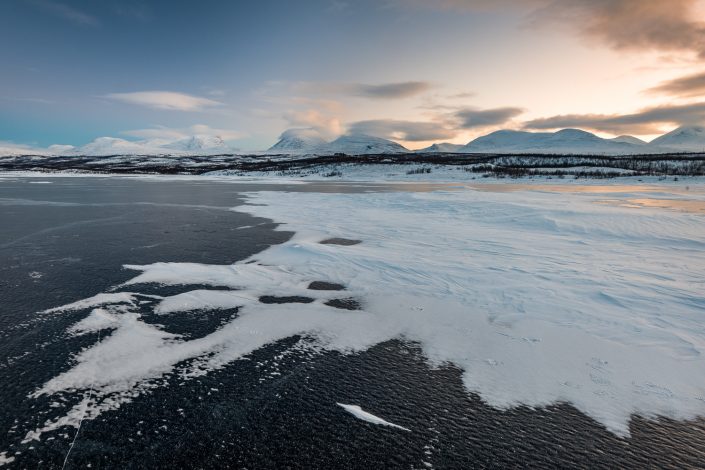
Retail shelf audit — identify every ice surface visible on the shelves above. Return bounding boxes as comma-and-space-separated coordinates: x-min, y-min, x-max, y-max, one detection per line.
22, 182, 705, 441
337, 403, 410, 431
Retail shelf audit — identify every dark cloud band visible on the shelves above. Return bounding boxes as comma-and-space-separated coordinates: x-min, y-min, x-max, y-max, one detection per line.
524, 102, 705, 134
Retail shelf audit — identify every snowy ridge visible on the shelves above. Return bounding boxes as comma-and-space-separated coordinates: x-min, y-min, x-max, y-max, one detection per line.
266, 130, 408, 155
267, 128, 329, 154
650, 126, 705, 152
461, 126, 705, 155
610, 135, 646, 146
415, 143, 465, 153
328, 134, 407, 154
73, 135, 233, 156
162, 135, 230, 154
463, 129, 644, 155
0, 135, 236, 158
4, 125, 705, 157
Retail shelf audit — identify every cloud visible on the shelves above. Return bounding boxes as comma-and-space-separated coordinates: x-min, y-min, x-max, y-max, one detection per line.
535, 0, 705, 58
452, 106, 524, 128
523, 102, 705, 135
0, 140, 41, 154
282, 108, 343, 139
347, 119, 457, 141
351, 81, 433, 99
278, 127, 327, 141
396, 0, 705, 57
446, 91, 476, 100
265, 96, 345, 139
258, 80, 432, 101
1, 96, 55, 104
393, 0, 543, 12
104, 91, 222, 111
328, 0, 350, 12
29, 0, 100, 26
122, 124, 245, 141
344, 105, 524, 142
647, 70, 705, 97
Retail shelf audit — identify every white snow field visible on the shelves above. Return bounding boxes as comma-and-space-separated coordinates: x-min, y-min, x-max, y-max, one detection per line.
23, 182, 705, 442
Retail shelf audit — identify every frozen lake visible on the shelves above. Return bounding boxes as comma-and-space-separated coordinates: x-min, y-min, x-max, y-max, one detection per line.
1, 176, 704, 468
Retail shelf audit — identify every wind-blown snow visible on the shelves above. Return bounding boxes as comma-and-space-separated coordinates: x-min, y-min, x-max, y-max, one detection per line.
42, 292, 141, 314
22, 182, 705, 441
0, 451, 15, 466
337, 403, 410, 431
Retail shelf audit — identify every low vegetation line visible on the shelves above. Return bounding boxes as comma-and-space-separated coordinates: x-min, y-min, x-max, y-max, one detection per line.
1, 152, 705, 177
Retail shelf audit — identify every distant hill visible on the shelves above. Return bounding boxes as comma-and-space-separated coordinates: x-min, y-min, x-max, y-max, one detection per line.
461, 129, 645, 155
649, 126, 705, 152
416, 143, 465, 153
327, 134, 407, 154
163, 135, 230, 154
267, 128, 329, 154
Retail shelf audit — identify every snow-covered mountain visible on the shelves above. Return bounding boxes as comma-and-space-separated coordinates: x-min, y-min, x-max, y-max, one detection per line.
416, 143, 465, 153
69, 135, 234, 156
5, 125, 705, 158
266, 128, 329, 154
610, 135, 646, 145
266, 130, 408, 155
649, 126, 705, 152
328, 134, 407, 154
163, 135, 231, 154
74, 137, 162, 156
0, 143, 47, 157
462, 129, 645, 155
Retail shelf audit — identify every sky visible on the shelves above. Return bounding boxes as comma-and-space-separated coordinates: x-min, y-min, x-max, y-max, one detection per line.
2, 0, 705, 150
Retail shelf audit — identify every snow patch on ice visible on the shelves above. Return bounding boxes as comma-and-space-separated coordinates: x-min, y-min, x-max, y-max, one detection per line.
43, 292, 141, 314
0, 452, 15, 466
337, 403, 410, 431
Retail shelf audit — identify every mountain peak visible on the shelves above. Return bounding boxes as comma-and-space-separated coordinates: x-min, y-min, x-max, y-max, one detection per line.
329, 134, 408, 154
164, 135, 229, 153
650, 125, 705, 151
463, 128, 640, 155
416, 142, 465, 153
610, 135, 646, 145
267, 128, 328, 154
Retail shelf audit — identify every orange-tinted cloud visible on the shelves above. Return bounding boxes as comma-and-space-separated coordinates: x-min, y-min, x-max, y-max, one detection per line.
453, 106, 524, 129
536, 0, 705, 58
398, 0, 705, 57
647, 70, 705, 97
524, 101, 705, 135
347, 119, 457, 141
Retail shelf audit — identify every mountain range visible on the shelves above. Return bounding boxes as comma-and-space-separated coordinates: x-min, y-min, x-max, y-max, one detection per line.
0, 135, 233, 157
266, 129, 407, 155
417, 126, 705, 155
3, 126, 705, 157
267, 126, 705, 156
